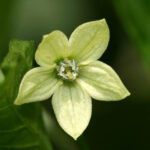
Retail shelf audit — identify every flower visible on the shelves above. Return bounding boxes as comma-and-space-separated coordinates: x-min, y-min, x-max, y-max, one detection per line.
14, 19, 130, 140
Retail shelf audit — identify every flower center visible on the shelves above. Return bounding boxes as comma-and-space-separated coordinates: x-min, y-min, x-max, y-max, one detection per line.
57, 59, 79, 81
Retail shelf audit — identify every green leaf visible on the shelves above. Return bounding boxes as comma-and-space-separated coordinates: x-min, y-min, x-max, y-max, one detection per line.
113, 0, 150, 67
0, 40, 53, 150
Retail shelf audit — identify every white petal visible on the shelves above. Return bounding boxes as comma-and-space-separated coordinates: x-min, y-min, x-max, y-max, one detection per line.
35, 31, 68, 67
77, 61, 130, 101
52, 83, 92, 140
68, 19, 109, 63
14, 67, 62, 105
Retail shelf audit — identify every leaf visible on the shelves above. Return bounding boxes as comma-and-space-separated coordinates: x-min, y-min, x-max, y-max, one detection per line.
113, 0, 150, 67
0, 40, 53, 150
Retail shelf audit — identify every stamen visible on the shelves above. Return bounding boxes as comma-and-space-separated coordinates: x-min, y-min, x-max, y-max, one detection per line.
57, 59, 79, 81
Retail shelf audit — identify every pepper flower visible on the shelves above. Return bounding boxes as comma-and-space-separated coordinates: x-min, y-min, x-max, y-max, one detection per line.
14, 19, 130, 140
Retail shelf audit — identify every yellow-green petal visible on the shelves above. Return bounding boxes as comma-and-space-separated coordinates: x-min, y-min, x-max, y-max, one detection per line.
52, 82, 92, 140
35, 31, 69, 67
14, 67, 62, 105
68, 19, 109, 63
77, 61, 130, 101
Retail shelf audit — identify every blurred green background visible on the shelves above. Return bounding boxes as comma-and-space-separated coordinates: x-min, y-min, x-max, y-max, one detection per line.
1, 0, 150, 150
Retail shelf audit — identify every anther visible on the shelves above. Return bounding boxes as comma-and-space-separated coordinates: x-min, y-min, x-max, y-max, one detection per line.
57, 59, 79, 81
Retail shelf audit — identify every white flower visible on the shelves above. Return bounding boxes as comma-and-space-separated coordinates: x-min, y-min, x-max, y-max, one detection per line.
14, 19, 130, 140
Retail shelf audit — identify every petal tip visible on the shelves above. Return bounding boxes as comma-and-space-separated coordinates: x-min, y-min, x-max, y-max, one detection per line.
119, 89, 131, 101
14, 98, 22, 105
43, 34, 49, 39
14, 96, 27, 105
72, 135, 78, 140
124, 90, 131, 98
98, 18, 107, 24
43, 30, 66, 39
69, 132, 81, 140
116, 89, 131, 101
100, 18, 106, 22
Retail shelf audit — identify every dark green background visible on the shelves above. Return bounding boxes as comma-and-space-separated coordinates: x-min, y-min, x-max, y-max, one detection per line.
0, 0, 150, 150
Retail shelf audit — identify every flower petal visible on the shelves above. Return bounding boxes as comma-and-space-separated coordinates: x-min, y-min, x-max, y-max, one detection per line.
35, 31, 68, 67
68, 19, 109, 63
14, 67, 62, 105
77, 61, 130, 101
52, 82, 92, 140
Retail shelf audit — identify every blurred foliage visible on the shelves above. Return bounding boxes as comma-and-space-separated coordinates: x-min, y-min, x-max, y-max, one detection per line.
0, 40, 52, 150
0, 0, 14, 63
113, 0, 150, 68
112, 0, 150, 100
0, 0, 150, 150
0, 69, 4, 84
